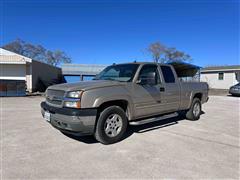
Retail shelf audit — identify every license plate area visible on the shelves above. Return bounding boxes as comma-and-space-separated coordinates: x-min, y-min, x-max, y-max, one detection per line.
44, 111, 51, 122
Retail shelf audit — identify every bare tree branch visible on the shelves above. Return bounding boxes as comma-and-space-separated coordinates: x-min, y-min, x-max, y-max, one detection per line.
2, 39, 71, 66
147, 41, 192, 63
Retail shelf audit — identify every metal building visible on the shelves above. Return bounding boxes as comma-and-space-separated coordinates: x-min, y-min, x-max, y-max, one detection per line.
0, 48, 62, 96
62, 64, 107, 81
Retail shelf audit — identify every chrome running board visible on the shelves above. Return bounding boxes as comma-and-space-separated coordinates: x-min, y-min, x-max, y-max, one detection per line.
129, 112, 178, 126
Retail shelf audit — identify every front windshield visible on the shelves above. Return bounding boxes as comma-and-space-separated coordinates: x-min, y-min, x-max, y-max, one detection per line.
95, 64, 139, 82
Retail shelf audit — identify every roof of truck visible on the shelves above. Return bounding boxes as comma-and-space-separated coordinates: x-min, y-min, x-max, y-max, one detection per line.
201, 65, 240, 72
115, 61, 201, 77
116, 61, 201, 68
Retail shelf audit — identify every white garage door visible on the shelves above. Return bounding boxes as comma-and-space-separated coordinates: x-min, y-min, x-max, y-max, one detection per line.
0, 64, 26, 80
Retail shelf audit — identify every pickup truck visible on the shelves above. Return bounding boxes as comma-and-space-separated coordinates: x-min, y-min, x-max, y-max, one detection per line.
41, 62, 208, 144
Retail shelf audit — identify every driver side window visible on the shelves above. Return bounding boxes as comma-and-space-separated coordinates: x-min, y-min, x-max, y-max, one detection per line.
138, 65, 160, 85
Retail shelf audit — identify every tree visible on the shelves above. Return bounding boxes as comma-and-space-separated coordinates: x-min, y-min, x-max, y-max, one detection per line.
147, 41, 192, 63
2, 39, 71, 66
147, 42, 166, 63
46, 50, 71, 66
164, 47, 192, 62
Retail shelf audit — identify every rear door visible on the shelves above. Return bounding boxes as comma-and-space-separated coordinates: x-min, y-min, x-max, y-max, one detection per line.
159, 65, 181, 112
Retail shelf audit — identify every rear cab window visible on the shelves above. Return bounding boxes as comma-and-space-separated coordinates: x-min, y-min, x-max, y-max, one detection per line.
160, 65, 176, 83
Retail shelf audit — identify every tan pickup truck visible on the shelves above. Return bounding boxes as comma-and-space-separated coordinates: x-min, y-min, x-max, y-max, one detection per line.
41, 62, 208, 144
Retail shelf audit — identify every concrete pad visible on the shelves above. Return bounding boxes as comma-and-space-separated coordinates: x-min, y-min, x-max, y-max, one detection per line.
1, 95, 239, 179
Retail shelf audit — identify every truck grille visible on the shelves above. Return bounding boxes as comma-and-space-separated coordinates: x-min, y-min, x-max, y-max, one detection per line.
46, 89, 65, 106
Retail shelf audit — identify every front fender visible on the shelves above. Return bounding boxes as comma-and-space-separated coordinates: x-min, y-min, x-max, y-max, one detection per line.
80, 86, 136, 120
93, 95, 135, 120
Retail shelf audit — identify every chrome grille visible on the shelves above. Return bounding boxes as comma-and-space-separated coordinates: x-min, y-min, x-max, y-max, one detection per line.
46, 89, 65, 106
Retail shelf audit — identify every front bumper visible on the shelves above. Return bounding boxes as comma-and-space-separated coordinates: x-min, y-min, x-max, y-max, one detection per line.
41, 102, 97, 136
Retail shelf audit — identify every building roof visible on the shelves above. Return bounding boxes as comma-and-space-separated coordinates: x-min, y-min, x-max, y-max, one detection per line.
0, 48, 60, 69
0, 48, 32, 64
201, 65, 240, 72
62, 64, 107, 76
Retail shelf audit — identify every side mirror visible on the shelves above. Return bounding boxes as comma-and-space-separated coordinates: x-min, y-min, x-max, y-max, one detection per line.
137, 73, 156, 86
136, 78, 148, 85
136, 78, 156, 86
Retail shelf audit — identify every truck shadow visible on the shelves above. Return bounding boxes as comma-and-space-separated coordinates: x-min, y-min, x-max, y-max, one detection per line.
128, 116, 183, 134
62, 111, 204, 144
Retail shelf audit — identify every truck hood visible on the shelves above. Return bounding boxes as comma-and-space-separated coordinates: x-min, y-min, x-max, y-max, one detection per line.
48, 80, 124, 92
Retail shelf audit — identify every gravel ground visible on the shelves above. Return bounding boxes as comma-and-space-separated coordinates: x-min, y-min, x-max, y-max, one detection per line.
1, 95, 239, 179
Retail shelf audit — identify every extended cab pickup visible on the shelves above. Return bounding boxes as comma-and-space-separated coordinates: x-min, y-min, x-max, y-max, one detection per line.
41, 62, 208, 144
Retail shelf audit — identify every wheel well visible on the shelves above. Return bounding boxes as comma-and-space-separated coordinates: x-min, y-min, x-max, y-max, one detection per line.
98, 100, 128, 113
94, 100, 129, 137
193, 93, 202, 101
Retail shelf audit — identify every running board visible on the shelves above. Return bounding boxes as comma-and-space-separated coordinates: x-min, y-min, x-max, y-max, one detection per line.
129, 112, 178, 126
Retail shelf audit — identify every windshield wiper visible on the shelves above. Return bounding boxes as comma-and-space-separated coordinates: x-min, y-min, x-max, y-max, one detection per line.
103, 77, 116, 81
94, 77, 126, 82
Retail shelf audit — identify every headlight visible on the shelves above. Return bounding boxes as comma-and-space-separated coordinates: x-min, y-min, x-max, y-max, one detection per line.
64, 91, 83, 108
64, 100, 81, 108
67, 91, 83, 98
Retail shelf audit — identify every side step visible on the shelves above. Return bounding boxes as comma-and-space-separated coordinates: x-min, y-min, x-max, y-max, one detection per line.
129, 112, 178, 126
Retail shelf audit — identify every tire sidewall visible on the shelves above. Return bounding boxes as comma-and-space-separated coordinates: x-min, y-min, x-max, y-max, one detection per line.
95, 106, 128, 144
191, 99, 201, 120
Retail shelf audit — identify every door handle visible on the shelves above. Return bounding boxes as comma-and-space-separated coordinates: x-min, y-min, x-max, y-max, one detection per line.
160, 87, 165, 92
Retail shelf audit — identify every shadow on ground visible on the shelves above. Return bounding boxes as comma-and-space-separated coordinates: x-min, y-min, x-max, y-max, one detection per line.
62, 112, 204, 144
227, 94, 240, 98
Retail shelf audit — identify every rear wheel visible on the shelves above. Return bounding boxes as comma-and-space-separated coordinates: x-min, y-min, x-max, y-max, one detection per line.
186, 98, 202, 120
94, 106, 128, 144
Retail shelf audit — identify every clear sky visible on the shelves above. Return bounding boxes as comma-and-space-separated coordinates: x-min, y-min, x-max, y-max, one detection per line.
1, 0, 239, 67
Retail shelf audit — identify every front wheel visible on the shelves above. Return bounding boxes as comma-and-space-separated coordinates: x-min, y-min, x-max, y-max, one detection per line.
185, 98, 202, 120
94, 106, 128, 144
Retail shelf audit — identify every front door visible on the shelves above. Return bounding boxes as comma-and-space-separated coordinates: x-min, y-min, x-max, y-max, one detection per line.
132, 64, 165, 118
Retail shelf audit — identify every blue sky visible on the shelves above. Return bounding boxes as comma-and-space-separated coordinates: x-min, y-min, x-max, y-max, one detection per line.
1, 0, 239, 67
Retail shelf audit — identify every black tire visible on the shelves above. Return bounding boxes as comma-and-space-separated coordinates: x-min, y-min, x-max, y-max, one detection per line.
185, 98, 202, 121
94, 106, 128, 144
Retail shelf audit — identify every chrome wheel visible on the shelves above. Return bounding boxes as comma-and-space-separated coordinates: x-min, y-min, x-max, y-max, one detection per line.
104, 114, 123, 137
193, 102, 200, 117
